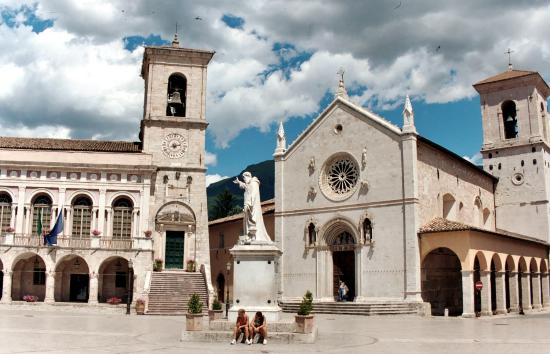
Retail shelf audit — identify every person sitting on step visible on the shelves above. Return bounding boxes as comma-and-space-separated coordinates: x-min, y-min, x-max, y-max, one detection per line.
249, 311, 268, 345
230, 309, 251, 345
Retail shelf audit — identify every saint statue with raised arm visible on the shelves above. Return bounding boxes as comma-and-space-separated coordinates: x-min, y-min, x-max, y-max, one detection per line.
233, 171, 271, 243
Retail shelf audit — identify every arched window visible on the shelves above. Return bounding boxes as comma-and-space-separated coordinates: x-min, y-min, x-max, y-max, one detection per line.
442, 194, 456, 220
112, 198, 133, 239
72, 196, 92, 238
0, 193, 12, 231
362, 218, 372, 243
502, 100, 518, 139
166, 74, 187, 117
308, 223, 316, 245
32, 195, 52, 235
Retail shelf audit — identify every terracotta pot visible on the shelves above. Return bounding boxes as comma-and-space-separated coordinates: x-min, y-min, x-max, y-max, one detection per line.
208, 309, 223, 321
295, 315, 314, 334
186, 313, 203, 331
136, 302, 145, 315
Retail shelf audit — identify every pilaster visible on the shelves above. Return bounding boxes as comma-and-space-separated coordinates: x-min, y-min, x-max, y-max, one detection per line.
479, 271, 492, 316
495, 271, 507, 314
542, 273, 550, 308
532, 273, 542, 310
45, 271, 55, 303
520, 273, 532, 311
508, 271, 519, 312
1, 271, 12, 303
461, 270, 475, 317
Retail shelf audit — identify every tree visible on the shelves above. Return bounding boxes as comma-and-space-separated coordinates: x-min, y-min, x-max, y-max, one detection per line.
212, 189, 238, 219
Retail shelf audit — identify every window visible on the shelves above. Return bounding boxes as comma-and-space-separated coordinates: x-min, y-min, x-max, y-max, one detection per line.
166, 74, 187, 117
72, 196, 92, 238
362, 218, 372, 243
112, 198, 133, 239
308, 223, 316, 245
218, 233, 225, 249
0, 193, 12, 231
501, 100, 518, 139
115, 271, 127, 288
33, 266, 46, 285
32, 195, 52, 236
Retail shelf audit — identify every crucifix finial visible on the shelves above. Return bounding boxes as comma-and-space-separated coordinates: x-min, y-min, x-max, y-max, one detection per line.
505, 48, 514, 70
337, 67, 345, 82
172, 21, 180, 47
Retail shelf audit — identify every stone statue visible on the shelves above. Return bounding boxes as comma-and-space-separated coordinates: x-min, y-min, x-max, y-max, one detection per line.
233, 172, 271, 243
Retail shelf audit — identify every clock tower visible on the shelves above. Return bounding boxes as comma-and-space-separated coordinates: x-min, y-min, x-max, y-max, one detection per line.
139, 36, 215, 279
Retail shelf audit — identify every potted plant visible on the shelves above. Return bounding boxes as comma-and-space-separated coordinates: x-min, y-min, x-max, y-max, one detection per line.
144, 230, 152, 238
208, 297, 223, 321
186, 259, 196, 272
295, 290, 315, 334
153, 258, 163, 272
135, 298, 146, 315
186, 293, 204, 331
4, 226, 15, 233
106, 296, 122, 305
91, 229, 101, 237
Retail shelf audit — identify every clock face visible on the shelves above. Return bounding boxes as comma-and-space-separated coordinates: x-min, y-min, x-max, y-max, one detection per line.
161, 133, 188, 159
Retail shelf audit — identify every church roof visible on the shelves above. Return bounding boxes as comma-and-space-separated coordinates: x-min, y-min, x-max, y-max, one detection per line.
0, 136, 142, 153
473, 69, 538, 86
419, 217, 549, 246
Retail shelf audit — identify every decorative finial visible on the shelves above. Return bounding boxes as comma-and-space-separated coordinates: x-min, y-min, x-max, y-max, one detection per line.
274, 121, 287, 155
336, 67, 349, 100
402, 95, 416, 134
505, 48, 514, 71
172, 22, 180, 47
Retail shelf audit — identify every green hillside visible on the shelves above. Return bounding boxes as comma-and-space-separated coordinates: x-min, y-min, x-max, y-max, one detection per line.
207, 159, 274, 220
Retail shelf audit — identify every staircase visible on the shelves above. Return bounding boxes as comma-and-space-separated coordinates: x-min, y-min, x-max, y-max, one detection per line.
146, 271, 208, 315
280, 300, 420, 316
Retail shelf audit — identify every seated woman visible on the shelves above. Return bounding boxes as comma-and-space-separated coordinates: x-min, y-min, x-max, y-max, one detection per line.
231, 309, 251, 345
249, 311, 268, 345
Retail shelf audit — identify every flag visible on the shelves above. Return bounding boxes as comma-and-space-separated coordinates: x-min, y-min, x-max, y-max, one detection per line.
45, 208, 63, 246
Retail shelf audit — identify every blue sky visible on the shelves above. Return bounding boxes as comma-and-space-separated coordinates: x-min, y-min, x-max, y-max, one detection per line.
1, 1, 548, 182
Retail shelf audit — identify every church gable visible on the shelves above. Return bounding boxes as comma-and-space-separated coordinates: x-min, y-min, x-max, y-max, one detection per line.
279, 98, 406, 211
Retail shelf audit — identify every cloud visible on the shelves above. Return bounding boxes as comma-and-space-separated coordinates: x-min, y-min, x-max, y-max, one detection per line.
206, 174, 228, 187
205, 151, 217, 166
2, 1, 550, 148
463, 152, 482, 165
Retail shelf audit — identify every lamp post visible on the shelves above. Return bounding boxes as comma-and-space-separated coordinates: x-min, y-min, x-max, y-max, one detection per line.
225, 261, 231, 319
126, 259, 133, 315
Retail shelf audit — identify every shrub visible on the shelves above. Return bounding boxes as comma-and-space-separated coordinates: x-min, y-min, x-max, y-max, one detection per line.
107, 296, 122, 305
212, 298, 222, 311
297, 290, 313, 316
153, 258, 163, 271
91, 229, 101, 236
4, 226, 15, 233
23, 295, 38, 302
188, 293, 203, 314
186, 259, 196, 272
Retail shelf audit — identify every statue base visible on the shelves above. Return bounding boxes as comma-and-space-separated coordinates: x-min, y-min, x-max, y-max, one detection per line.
228, 241, 282, 322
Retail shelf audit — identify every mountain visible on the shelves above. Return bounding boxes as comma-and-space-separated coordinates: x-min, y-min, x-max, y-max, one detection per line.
207, 159, 275, 220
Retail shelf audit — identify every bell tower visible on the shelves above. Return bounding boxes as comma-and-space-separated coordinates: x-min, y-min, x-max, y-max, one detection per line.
474, 68, 550, 241
139, 35, 214, 279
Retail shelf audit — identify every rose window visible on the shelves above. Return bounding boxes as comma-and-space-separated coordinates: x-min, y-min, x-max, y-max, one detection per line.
319, 153, 360, 201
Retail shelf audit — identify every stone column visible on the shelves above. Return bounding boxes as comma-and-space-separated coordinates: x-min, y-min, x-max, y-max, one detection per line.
45, 271, 55, 303
10, 203, 16, 228
132, 210, 139, 238
105, 208, 112, 237
97, 189, 106, 234
480, 270, 492, 316
495, 271, 507, 314
15, 186, 25, 233
521, 272, 532, 311
461, 270, 475, 317
91, 207, 98, 232
1, 271, 12, 303
542, 273, 550, 308
88, 273, 98, 304
532, 273, 542, 310
508, 271, 519, 312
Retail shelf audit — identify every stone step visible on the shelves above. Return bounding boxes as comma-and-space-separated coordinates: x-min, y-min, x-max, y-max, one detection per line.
279, 301, 421, 316
181, 329, 317, 344
147, 271, 208, 316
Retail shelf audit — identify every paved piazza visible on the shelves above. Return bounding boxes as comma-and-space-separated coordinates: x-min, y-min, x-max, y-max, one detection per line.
0, 309, 549, 353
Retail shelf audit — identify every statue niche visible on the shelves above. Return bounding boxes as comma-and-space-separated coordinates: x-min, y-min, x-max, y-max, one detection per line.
166, 74, 187, 117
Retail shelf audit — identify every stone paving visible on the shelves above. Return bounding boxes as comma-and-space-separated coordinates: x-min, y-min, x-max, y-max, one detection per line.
1, 307, 550, 353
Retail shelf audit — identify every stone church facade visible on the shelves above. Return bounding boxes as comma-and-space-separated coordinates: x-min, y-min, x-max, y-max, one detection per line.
274, 70, 550, 317
0, 37, 214, 307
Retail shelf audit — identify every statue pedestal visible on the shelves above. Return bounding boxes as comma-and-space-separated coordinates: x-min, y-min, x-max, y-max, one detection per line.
228, 242, 282, 322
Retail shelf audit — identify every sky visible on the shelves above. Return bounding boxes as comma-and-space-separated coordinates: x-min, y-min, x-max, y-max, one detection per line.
1, 1, 550, 185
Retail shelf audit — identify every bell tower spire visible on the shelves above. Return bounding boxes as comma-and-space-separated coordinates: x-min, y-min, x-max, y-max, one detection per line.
335, 67, 349, 100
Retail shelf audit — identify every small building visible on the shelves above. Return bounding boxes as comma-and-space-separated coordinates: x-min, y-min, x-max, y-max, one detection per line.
208, 199, 274, 303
